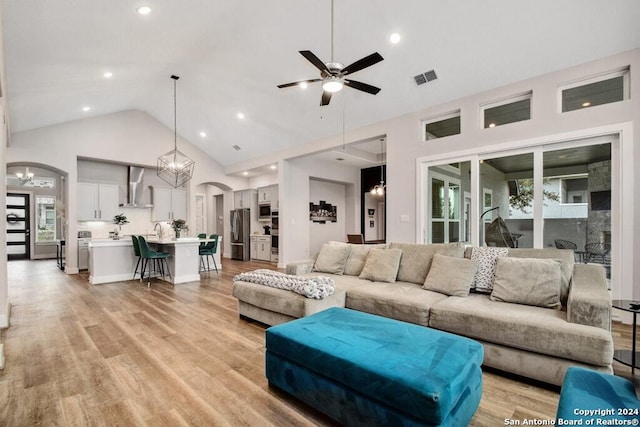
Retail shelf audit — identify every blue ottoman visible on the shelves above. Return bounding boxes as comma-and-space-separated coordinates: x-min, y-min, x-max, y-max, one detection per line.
556, 367, 640, 424
266, 307, 484, 427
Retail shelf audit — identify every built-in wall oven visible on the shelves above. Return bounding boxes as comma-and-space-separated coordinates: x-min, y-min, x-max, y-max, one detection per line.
271, 211, 279, 261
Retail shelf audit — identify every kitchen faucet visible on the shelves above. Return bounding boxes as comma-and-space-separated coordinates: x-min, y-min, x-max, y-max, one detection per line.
154, 223, 164, 239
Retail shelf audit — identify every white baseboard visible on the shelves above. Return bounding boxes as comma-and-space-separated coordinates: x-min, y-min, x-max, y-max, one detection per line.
90, 273, 133, 285
65, 267, 79, 274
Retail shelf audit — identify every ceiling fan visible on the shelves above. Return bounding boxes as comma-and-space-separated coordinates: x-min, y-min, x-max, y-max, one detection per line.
277, 0, 384, 106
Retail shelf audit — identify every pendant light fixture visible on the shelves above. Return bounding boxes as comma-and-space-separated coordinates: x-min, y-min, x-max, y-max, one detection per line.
370, 138, 386, 196
157, 75, 195, 188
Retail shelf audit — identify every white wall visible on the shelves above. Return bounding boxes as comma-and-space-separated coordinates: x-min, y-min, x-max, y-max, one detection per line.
7, 110, 249, 272
280, 156, 360, 266
249, 172, 278, 189
309, 179, 346, 258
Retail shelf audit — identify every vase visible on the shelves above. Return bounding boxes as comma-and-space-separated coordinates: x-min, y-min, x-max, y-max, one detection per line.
175, 230, 180, 239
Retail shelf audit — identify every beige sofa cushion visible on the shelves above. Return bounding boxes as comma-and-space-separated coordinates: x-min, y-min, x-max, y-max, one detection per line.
423, 254, 477, 297
508, 248, 574, 306
345, 244, 385, 276
313, 244, 351, 275
346, 281, 448, 327
232, 281, 346, 319
390, 242, 464, 285
490, 257, 562, 309
429, 294, 613, 366
359, 248, 402, 283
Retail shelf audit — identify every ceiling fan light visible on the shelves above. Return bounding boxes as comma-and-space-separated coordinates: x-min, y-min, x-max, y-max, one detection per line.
322, 78, 343, 93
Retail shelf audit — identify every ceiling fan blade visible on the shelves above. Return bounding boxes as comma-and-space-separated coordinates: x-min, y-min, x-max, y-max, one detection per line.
341, 52, 384, 76
277, 78, 322, 89
320, 91, 332, 106
344, 79, 381, 95
299, 50, 331, 74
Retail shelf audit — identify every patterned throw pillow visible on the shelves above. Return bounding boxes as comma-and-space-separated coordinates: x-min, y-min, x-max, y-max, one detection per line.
470, 247, 509, 292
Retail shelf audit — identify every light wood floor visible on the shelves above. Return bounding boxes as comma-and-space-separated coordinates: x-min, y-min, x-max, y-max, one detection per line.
1, 259, 637, 426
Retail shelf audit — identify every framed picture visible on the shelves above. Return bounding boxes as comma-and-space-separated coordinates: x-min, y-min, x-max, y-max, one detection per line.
309, 200, 337, 223
368, 208, 375, 216
369, 220, 375, 228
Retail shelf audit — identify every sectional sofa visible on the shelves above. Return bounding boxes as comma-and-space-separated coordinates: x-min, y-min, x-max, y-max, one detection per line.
232, 242, 613, 386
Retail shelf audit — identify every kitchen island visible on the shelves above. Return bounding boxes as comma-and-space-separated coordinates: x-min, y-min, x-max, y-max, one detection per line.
88, 237, 222, 285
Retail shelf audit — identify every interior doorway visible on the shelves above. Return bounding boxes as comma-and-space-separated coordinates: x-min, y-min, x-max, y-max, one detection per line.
6, 193, 31, 260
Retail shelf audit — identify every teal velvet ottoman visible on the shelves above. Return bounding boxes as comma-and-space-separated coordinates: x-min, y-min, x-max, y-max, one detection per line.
265, 307, 484, 426
556, 367, 640, 424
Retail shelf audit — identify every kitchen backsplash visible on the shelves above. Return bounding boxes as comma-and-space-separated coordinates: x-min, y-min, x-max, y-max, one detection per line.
77, 207, 186, 239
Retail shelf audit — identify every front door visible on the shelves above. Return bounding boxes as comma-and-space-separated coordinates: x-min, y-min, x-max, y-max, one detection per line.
6, 193, 31, 260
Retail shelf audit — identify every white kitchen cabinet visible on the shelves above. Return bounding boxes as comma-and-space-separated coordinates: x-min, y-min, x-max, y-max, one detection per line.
233, 189, 256, 209
256, 236, 271, 261
250, 236, 257, 259
77, 182, 119, 221
151, 187, 187, 222
270, 185, 279, 211
257, 186, 271, 204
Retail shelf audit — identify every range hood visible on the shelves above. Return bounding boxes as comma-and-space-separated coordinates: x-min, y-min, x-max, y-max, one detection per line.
120, 166, 153, 208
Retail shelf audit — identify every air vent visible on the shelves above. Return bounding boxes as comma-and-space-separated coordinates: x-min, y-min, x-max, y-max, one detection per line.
232, 145, 242, 151
414, 69, 438, 86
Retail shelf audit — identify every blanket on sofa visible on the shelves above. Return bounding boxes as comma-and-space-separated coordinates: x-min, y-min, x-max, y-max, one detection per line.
233, 269, 336, 299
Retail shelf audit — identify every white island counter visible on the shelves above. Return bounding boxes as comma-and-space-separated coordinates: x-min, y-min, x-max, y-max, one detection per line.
88, 237, 222, 285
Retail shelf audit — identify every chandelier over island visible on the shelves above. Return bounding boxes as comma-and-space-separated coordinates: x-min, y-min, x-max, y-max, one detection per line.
157, 75, 195, 188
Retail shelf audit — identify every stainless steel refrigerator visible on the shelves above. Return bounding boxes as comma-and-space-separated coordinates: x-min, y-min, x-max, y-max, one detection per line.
230, 208, 250, 260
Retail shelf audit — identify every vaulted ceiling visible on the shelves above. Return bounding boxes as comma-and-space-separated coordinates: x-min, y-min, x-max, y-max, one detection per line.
3, 0, 640, 167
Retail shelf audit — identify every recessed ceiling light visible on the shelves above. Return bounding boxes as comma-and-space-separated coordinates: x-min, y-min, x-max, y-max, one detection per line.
389, 33, 401, 44
137, 6, 151, 15
237, 112, 245, 120
299, 82, 308, 89
103, 71, 113, 78
270, 164, 277, 170
82, 106, 91, 112
488, 123, 496, 128
242, 171, 249, 176
199, 131, 207, 138
582, 102, 591, 107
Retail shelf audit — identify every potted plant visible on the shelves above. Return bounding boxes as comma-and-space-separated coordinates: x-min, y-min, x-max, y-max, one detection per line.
112, 213, 129, 239
171, 219, 187, 239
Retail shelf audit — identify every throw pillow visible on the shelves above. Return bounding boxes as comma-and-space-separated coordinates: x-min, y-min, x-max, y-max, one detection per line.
359, 248, 403, 283
507, 248, 574, 307
389, 242, 465, 285
313, 244, 351, 275
343, 244, 386, 276
490, 257, 562, 309
470, 246, 509, 293
423, 254, 478, 297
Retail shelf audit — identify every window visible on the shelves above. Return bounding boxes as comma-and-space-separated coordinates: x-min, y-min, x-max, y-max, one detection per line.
36, 196, 56, 242
482, 93, 532, 128
428, 170, 464, 243
560, 68, 629, 112
559, 175, 588, 204
423, 111, 461, 141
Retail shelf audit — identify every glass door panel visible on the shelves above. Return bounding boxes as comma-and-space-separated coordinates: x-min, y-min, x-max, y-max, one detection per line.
427, 162, 469, 243
480, 153, 534, 247
6, 193, 30, 260
542, 143, 611, 277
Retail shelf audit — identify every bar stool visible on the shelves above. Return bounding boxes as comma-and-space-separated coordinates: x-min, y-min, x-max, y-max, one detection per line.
199, 234, 219, 273
137, 236, 171, 287
131, 235, 142, 280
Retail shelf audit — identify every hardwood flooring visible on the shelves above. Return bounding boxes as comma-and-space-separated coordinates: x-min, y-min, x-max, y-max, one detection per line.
1, 259, 637, 426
